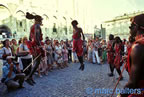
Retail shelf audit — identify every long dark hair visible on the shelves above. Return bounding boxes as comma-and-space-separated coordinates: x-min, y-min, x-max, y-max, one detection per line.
115, 36, 122, 43
3, 39, 9, 47
26, 12, 42, 22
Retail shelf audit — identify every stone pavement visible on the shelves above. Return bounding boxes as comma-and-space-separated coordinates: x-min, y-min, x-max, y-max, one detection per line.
0, 61, 129, 97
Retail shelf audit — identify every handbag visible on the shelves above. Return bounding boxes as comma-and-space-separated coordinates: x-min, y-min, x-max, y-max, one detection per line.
2, 48, 7, 60
16, 44, 29, 57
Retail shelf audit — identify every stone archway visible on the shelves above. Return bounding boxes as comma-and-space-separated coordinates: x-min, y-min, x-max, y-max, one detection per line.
42, 14, 49, 38
0, 4, 11, 21
15, 10, 26, 38
0, 25, 12, 38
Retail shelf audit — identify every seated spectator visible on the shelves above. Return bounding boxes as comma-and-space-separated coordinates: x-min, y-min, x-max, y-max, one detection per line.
2, 56, 25, 91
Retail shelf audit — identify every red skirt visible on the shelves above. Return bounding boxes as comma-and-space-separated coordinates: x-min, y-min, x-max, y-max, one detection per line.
107, 52, 114, 65
26, 41, 45, 57
114, 54, 121, 69
73, 39, 83, 57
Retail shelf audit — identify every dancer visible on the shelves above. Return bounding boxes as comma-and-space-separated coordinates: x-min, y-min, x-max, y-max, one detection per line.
71, 20, 85, 71
121, 14, 144, 97
107, 34, 115, 76
113, 36, 123, 80
25, 12, 44, 85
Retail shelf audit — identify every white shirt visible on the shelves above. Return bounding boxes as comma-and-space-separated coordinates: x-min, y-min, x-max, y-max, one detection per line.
0, 47, 12, 64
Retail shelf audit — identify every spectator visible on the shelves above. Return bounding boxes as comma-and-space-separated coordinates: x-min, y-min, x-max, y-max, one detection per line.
67, 40, 72, 63
45, 39, 54, 72
54, 41, 63, 69
62, 44, 68, 67
18, 37, 34, 85
2, 56, 25, 90
92, 38, 101, 65
87, 39, 93, 63
11, 39, 18, 56
0, 39, 12, 65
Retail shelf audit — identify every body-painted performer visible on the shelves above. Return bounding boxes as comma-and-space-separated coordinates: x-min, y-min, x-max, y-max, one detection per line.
107, 34, 115, 76
113, 36, 123, 80
121, 14, 144, 97
71, 20, 85, 71
25, 12, 44, 85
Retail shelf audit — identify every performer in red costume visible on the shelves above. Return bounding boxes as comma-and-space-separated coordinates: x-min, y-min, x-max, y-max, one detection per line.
71, 20, 85, 71
113, 36, 123, 80
25, 12, 44, 85
107, 34, 115, 76
121, 14, 144, 97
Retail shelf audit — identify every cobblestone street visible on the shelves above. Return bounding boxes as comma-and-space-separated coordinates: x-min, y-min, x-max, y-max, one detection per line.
0, 61, 129, 97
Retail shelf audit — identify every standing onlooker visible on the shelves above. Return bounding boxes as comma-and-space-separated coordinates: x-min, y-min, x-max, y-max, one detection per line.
18, 38, 22, 45
38, 42, 48, 77
67, 40, 72, 63
0, 39, 12, 65
62, 44, 68, 67
45, 39, 54, 72
60, 40, 64, 49
92, 37, 101, 65
83, 40, 87, 60
11, 39, 18, 56
87, 39, 93, 63
54, 41, 63, 69
101, 40, 107, 64
19, 37, 34, 85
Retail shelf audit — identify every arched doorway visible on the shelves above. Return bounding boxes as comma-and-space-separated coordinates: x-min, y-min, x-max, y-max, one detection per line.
42, 14, 49, 38
0, 4, 11, 20
15, 10, 26, 38
0, 4, 12, 36
52, 16, 58, 34
62, 16, 67, 35
0, 25, 12, 38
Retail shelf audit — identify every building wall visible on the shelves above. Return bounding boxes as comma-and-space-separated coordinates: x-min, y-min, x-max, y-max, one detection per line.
0, 0, 88, 41
103, 11, 144, 41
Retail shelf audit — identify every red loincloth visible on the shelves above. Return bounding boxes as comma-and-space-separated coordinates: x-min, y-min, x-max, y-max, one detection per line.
114, 43, 122, 69
72, 31, 83, 57
107, 41, 114, 65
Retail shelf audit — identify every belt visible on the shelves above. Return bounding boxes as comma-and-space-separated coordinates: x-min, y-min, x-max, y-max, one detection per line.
73, 38, 80, 41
